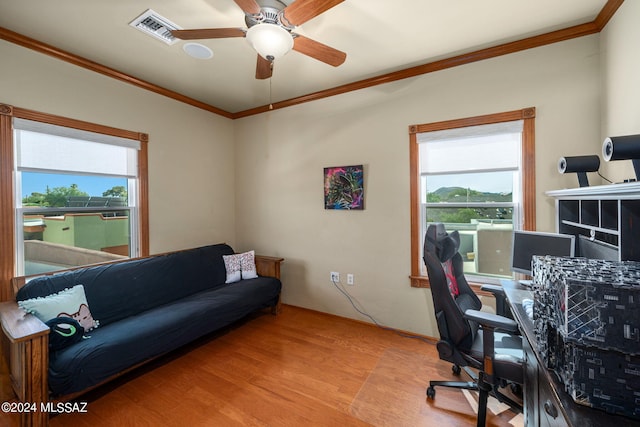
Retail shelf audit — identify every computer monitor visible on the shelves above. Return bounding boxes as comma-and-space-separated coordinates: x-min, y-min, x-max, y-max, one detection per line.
578, 235, 619, 261
510, 230, 575, 276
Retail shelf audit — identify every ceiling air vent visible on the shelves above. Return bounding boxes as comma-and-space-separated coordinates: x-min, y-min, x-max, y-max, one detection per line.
129, 9, 182, 45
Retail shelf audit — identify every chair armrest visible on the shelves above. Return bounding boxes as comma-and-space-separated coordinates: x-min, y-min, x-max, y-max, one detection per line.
480, 284, 505, 298
0, 301, 49, 343
464, 309, 518, 334
480, 284, 513, 319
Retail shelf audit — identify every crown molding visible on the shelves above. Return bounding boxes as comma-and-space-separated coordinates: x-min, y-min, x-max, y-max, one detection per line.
235, 0, 623, 118
0, 0, 624, 120
0, 27, 234, 119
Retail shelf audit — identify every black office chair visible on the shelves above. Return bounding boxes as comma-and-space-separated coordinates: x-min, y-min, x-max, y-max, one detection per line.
423, 223, 523, 427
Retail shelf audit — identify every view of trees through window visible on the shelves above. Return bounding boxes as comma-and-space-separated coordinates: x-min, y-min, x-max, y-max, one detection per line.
19, 173, 132, 276
22, 183, 127, 207
426, 186, 514, 224
21, 172, 128, 206
422, 170, 518, 280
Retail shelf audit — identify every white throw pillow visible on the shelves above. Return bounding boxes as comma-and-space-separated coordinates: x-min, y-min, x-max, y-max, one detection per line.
239, 250, 258, 279
223, 250, 258, 283
18, 284, 99, 331
223, 254, 242, 283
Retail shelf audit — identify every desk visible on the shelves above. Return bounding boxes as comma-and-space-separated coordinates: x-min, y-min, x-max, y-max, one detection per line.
501, 280, 640, 427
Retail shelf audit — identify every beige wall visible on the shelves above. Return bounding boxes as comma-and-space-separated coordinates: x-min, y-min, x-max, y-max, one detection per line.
0, 39, 236, 254
234, 35, 601, 336
0, 14, 621, 337
600, 0, 640, 183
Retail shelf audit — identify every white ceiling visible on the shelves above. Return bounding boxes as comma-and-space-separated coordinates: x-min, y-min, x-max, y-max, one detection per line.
0, 0, 607, 114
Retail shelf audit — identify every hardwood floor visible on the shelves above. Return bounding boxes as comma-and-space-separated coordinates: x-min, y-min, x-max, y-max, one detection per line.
2, 305, 521, 426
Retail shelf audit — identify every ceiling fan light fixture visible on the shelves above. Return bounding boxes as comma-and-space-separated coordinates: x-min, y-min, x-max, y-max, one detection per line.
246, 23, 293, 60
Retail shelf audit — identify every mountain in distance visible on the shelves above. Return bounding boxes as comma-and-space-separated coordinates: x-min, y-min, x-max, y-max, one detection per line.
429, 186, 512, 202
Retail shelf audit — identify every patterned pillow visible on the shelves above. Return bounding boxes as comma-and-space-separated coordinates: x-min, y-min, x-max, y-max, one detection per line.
46, 317, 85, 350
223, 250, 258, 283
223, 253, 242, 283
239, 250, 258, 279
18, 284, 99, 331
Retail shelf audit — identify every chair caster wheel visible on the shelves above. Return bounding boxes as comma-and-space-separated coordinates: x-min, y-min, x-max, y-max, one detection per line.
452, 365, 461, 375
510, 383, 522, 396
426, 386, 436, 399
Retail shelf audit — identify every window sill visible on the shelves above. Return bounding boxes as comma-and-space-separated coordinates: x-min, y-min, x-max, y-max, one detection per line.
410, 275, 497, 297
410, 275, 430, 288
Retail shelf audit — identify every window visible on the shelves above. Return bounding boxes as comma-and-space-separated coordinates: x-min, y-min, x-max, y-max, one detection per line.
14, 119, 142, 275
409, 108, 536, 288
0, 104, 149, 297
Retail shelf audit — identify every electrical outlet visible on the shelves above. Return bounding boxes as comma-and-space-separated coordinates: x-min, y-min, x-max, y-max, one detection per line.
347, 274, 354, 285
330, 271, 340, 282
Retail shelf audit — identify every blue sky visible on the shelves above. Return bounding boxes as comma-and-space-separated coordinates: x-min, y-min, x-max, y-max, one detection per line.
21, 172, 126, 198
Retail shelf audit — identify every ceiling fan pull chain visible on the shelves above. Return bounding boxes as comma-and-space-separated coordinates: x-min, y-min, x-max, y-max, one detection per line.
269, 76, 274, 110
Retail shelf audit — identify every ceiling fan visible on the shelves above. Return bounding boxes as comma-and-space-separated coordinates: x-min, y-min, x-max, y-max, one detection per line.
171, 0, 347, 79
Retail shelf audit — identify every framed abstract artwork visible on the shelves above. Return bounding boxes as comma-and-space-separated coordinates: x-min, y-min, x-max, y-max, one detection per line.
324, 165, 364, 210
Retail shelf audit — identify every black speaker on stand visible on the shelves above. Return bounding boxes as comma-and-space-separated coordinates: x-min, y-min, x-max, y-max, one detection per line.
558, 155, 600, 187
602, 134, 640, 181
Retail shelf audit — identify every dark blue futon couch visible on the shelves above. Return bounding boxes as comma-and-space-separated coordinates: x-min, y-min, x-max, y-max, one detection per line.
13, 243, 282, 397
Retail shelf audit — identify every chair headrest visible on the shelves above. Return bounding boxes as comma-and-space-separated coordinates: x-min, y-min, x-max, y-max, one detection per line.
425, 223, 460, 263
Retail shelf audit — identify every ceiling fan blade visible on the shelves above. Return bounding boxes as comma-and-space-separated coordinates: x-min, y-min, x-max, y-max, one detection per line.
171, 28, 245, 40
256, 55, 273, 79
233, 0, 261, 15
293, 35, 346, 67
281, 0, 344, 26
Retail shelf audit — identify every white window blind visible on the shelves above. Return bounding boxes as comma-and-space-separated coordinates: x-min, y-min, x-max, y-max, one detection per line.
418, 121, 523, 174
14, 119, 139, 177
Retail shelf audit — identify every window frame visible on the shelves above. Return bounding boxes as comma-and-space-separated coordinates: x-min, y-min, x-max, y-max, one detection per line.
409, 108, 536, 288
0, 104, 149, 300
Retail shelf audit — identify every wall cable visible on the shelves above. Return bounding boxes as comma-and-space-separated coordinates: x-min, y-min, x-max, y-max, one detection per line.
330, 278, 432, 344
